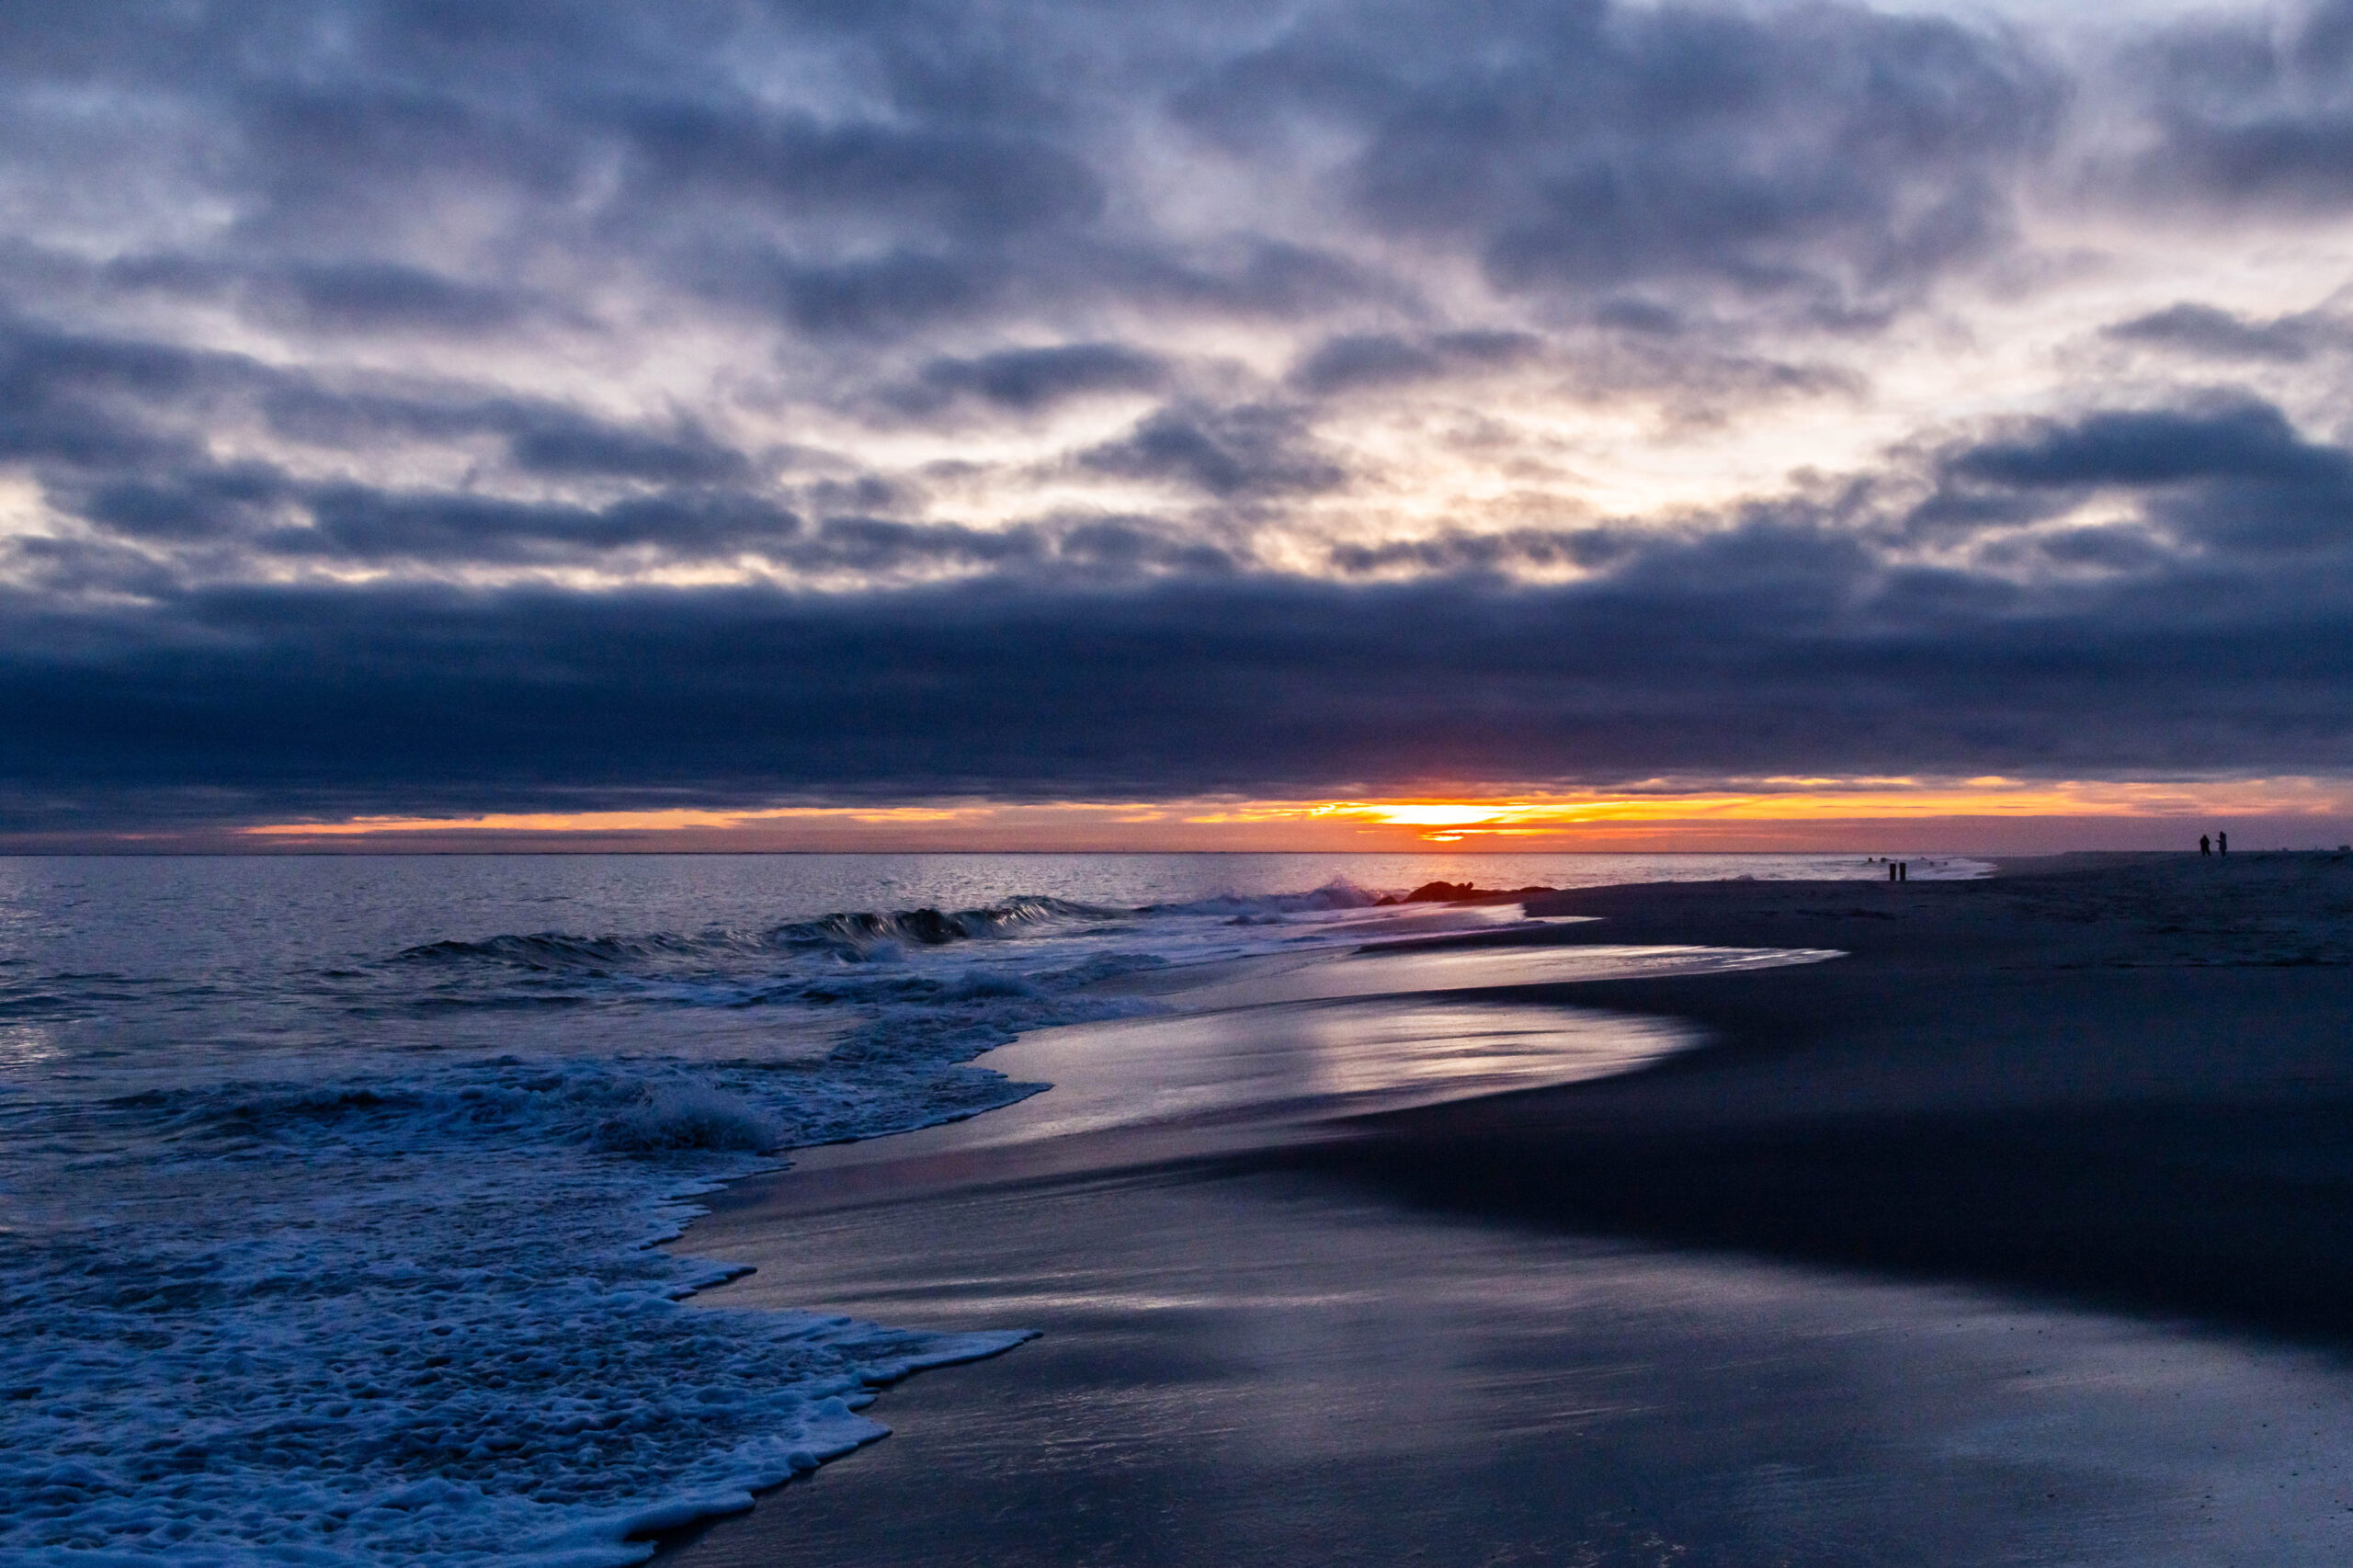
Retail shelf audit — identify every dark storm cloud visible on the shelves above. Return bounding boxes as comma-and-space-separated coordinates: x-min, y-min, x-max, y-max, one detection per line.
252, 382, 758, 487
0, 313, 777, 560
0, 0, 2075, 436
0, 319, 254, 472
1914, 398, 2353, 567
1326, 527, 1633, 577
1078, 403, 1345, 498
8, 472, 2353, 833
503, 415, 751, 486
791, 516, 1042, 573
8, 389, 2353, 833
2125, 0, 2353, 208
85, 255, 532, 336
609, 103, 1104, 237
1945, 401, 2350, 491
1289, 332, 1541, 395
899, 344, 1168, 413
262, 263, 532, 335
6, 0, 2067, 355
2101, 303, 2346, 363
279, 486, 805, 564
1182, 0, 2060, 321
1051, 517, 1237, 575
749, 249, 1010, 338
81, 464, 295, 543
5, 0, 2353, 830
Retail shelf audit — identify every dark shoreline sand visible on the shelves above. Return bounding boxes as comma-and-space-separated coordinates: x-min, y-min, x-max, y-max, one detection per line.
1314, 850, 2353, 1338
663, 853, 2353, 1564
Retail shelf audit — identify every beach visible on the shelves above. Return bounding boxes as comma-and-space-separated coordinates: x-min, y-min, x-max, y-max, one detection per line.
665, 853, 2353, 1564
0, 849, 1928, 1564
20, 4, 2353, 1561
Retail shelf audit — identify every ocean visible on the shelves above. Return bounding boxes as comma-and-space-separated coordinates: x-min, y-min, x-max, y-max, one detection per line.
0, 851, 1972, 1564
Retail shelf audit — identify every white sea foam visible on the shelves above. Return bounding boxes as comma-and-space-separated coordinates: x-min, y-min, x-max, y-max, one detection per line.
0, 876, 1558, 1564
0, 861, 1880, 1563
0, 1054, 1043, 1565
595, 1083, 786, 1153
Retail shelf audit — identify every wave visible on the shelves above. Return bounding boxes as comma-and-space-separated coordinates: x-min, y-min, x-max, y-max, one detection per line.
391, 882, 1414, 978
1142, 876, 1385, 919
10, 1014, 1102, 1561
6, 1051, 1036, 1566
394, 894, 1126, 972
764, 894, 1123, 955
594, 1084, 783, 1153
0, 873, 1472, 1565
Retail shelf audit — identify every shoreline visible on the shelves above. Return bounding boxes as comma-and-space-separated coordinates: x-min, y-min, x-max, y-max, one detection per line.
703, 851, 2353, 1337
661, 851, 2353, 1561
1297, 850, 2353, 1336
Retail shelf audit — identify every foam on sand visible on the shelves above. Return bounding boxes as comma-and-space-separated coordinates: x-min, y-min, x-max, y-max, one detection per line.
0, 873, 1845, 1563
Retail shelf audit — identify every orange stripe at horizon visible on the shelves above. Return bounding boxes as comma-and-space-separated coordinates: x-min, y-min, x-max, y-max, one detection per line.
1182, 777, 2353, 833
233, 778, 2353, 844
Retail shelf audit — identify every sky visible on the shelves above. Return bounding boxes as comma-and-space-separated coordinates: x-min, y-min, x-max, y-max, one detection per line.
6, 0, 2353, 852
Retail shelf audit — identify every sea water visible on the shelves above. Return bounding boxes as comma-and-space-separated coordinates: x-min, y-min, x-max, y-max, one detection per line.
0, 852, 1964, 1564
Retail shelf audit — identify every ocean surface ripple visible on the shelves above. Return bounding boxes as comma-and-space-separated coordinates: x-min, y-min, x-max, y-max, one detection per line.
0, 852, 1930, 1564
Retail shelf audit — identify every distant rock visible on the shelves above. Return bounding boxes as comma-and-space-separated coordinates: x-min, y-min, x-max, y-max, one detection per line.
1398, 881, 1562, 904
1405, 881, 1480, 903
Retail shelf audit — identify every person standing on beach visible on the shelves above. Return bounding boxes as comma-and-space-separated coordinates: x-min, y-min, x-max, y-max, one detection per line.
2219, 831, 2229, 856
2200, 835, 2211, 856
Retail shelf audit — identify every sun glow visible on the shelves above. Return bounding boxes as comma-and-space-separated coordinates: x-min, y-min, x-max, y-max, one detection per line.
1271, 777, 2353, 836
217, 776, 2353, 854
1344, 803, 1520, 827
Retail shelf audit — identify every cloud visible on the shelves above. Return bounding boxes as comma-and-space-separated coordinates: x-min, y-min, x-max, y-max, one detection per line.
265, 262, 531, 335
2101, 303, 2342, 363
1182, 0, 2060, 322
4, 534, 2347, 835
1945, 400, 2349, 490
10, 387, 2353, 831
1, 1, 2351, 833
1326, 527, 1631, 577
1939, 399, 2353, 555
2121, 0, 2353, 209
276, 485, 801, 564
1289, 331, 1540, 394
503, 415, 751, 485
0, 319, 244, 472
1077, 402, 1346, 498
610, 102, 1105, 239
899, 342, 1167, 412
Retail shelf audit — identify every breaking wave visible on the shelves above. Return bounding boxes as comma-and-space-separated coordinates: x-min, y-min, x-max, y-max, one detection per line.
396, 894, 1124, 972
1, 871, 1483, 1565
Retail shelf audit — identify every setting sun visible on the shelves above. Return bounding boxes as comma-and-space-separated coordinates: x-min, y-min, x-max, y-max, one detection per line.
1336, 802, 1518, 828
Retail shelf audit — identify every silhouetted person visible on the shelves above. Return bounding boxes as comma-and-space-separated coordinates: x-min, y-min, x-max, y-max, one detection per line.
2219, 831, 2228, 856
2200, 835, 2211, 856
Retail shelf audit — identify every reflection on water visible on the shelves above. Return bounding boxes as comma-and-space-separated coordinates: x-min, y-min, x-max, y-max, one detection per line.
1132, 939, 1839, 1012
798, 941, 1832, 1168
692, 1166, 2353, 1568
0, 1023, 60, 1068
929, 999, 1698, 1145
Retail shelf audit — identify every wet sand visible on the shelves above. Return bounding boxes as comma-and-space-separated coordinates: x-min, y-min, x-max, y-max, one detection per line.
663, 852, 2353, 1564
1323, 850, 2353, 1335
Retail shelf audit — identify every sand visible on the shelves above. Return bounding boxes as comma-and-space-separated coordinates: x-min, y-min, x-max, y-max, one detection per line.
1320, 850, 2353, 1335
660, 852, 2353, 1564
